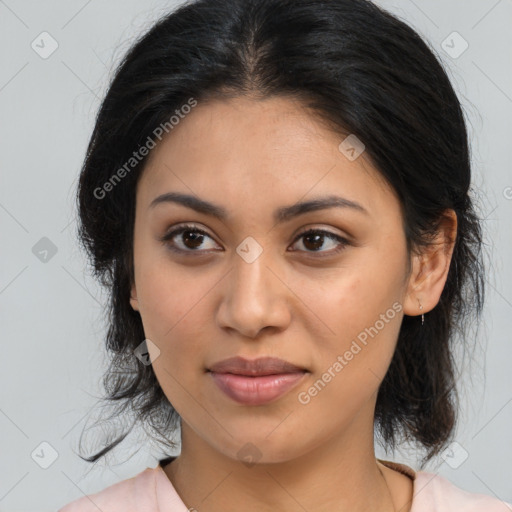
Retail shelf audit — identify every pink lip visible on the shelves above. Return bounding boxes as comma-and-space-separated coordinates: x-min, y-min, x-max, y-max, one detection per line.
208, 356, 306, 376
209, 371, 307, 405
207, 356, 308, 405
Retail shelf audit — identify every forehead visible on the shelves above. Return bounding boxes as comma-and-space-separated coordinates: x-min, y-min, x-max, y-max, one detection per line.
136, 96, 400, 224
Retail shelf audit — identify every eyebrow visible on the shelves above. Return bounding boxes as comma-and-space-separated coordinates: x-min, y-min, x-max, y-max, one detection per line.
149, 192, 369, 223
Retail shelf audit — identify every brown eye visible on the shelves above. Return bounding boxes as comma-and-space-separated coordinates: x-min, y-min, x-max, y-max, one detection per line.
160, 224, 350, 257
160, 224, 219, 254
289, 229, 349, 256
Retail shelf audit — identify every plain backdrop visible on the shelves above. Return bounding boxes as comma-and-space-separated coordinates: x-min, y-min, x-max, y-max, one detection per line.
0, 0, 511, 510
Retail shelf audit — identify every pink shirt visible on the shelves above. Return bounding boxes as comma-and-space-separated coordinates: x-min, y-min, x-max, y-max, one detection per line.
58, 459, 511, 511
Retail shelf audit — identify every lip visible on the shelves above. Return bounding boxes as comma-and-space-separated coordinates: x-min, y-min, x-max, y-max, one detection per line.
208, 356, 308, 405
208, 356, 306, 376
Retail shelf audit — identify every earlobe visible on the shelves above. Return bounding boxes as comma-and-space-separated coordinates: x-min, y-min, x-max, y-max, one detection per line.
403, 209, 457, 318
130, 284, 139, 311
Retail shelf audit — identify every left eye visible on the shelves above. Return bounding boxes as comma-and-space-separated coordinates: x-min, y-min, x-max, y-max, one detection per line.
290, 229, 349, 255
160, 224, 349, 256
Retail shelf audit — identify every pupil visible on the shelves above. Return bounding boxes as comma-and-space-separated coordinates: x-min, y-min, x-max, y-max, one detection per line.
304, 233, 323, 251
184, 231, 203, 249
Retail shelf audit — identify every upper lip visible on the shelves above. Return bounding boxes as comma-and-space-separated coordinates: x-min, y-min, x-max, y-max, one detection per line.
208, 356, 306, 376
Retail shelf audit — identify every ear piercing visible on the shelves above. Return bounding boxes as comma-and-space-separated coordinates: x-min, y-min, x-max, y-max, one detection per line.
418, 299, 424, 326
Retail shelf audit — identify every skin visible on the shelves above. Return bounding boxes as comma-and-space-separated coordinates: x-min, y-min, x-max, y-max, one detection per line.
129, 95, 457, 512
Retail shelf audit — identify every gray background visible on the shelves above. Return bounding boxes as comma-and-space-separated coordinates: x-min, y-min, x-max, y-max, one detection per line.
0, 0, 511, 510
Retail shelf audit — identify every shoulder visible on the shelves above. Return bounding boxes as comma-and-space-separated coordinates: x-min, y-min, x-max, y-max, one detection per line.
57, 467, 158, 512
412, 471, 512, 512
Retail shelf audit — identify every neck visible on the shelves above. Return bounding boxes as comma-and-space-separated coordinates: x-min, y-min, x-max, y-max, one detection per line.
163, 409, 410, 512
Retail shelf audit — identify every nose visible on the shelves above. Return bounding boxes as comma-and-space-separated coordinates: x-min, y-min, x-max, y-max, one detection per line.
215, 242, 291, 339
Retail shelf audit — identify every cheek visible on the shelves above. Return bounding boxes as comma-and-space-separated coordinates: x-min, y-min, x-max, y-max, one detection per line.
135, 257, 215, 369
135, 260, 211, 413
301, 262, 404, 393
306, 266, 401, 345
140, 293, 206, 362
296, 292, 402, 429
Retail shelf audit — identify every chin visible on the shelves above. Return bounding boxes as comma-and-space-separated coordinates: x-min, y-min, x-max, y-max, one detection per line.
209, 431, 309, 466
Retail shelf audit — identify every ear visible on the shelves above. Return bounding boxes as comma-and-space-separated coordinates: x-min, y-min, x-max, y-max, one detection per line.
403, 209, 457, 317
130, 282, 139, 312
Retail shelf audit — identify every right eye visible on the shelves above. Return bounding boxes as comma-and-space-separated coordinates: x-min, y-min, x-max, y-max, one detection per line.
160, 224, 220, 254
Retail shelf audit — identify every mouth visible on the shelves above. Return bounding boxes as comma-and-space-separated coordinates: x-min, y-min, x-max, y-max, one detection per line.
207, 356, 308, 405
208, 355, 307, 376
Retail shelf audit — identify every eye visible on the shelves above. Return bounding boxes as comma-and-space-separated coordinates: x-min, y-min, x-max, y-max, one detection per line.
160, 224, 219, 254
289, 228, 350, 256
160, 224, 350, 256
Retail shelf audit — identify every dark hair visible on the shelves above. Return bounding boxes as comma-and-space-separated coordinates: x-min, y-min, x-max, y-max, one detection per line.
75, 0, 485, 467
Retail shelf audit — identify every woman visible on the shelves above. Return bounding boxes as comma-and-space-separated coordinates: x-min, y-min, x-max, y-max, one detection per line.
59, 0, 510, 510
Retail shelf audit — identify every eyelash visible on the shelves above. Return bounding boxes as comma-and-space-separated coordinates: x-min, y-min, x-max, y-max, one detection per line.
159, 223, 350, 257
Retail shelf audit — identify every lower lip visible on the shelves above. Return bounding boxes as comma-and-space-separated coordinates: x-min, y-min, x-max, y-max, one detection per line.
209, 371, 307, 405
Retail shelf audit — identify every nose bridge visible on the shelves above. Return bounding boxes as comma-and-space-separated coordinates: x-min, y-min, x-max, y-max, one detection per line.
231, 235, 275, 302
217, 234, 287, 337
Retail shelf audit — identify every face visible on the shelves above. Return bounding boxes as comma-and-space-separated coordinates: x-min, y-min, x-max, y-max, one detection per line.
129, 96, 417, 464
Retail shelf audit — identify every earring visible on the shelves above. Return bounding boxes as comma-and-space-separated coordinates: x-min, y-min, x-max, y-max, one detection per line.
418, 299, 424, 326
